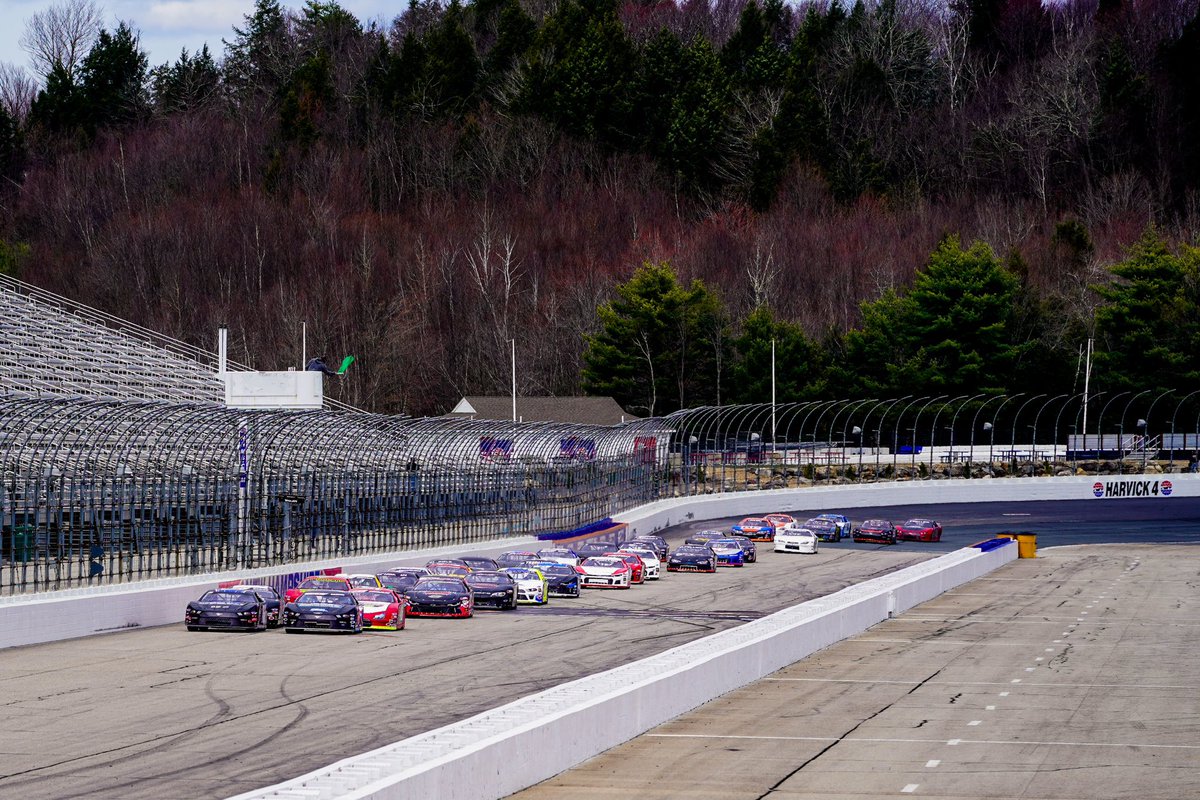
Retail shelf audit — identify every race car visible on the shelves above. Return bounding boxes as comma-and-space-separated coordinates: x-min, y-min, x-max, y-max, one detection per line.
731, 517, 775, 541
351, 587, 407, 630
803, 517, 842, 543
502, 566, 550, 604
465, 571, 518, 610
458, 555, 500, 572
811, 513, 853, 541
496, 551, 539, 568
576, 540, 620, 559
687, 530, 726, 544
185, 589, 268, 631
405, 576, 475, 618
764, 513, 797, 531
666, 544, 717, 573
343, 573, 383, 589
377, 567, 429, 596
577, 556, 633, 588
604, 552, 645, 584
284, 575, 353, 603
425, 561, 473, 578
627, 534, 669, 561
728, 534, 758, 563
617, 545, 662, 579
535, 547, 580, 565
709, 538, 746, 567
895, 518, 943, 542
225, 584, 282, 627
854, 519, 898, 545
283, 590, 363, 633
527, 562, 582, 597
774, 526, 819, 554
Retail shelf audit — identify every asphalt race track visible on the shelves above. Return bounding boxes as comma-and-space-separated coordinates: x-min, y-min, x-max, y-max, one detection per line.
0, 497, 1196, 799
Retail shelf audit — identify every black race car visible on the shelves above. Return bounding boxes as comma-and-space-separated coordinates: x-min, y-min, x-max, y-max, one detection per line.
804, 518, 843, 543
185, 589, 268, 631
576, 541, 619, 559
533, 562, 582, 597
466, 571, 518, 610
226, 584, 283, 627
283, 590, 364, 633
496, 551, 539, 568
378, 568, 430, 596
853, 519, 898, 545
406, 576, 475, 618
458, 555, 500, 572
628, 535, 668, 561
667, 544, 717, 573
728, 534, 758, 563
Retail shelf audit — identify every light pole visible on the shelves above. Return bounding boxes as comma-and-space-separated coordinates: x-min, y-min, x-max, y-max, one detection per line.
1032, 393, 1069, 464
1117, 389, 1151, 471
837, 398, 875, 475
1141, 388, 1174, 472
857, 397, 900, 481
1096, 391, 1131, 460
929, 394, 968, 475
874, 396, 911, 480
1169, 390, 1200, 465
892, 396, 930, 477
912, 395, 948, 474
1010, 393, 1046, 455
969, 395, 1005, 468
988, 393, 1025, 468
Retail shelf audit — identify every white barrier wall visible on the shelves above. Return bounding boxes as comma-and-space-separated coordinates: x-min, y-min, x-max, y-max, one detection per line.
615, 473, 1199, 539
227, 541, 1017, 800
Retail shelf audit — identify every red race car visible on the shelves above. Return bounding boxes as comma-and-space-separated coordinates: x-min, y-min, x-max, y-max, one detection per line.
895, 518, 943, 542
405, 576, 475, 618
351, 588, 407, 630
284, 575, 353, 603
604, 552, 645, 584
764, 513, 796, 531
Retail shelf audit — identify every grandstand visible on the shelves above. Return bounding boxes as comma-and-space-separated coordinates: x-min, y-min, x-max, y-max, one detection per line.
0, 273, 354, 410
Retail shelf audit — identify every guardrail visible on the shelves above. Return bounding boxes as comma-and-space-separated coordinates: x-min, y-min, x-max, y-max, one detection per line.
225, 541, 1017, 800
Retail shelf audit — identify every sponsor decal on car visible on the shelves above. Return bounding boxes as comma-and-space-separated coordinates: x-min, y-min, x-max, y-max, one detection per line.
1091, 479, 1171, 499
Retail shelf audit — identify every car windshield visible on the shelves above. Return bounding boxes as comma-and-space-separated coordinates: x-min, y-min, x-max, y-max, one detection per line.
712, 540, 739, 548
297, 592, 349, 605
583, 557, 621, 567
538, 549, 574, 558
817, 514, 844, 521
789, 528, 815, 536
806, 519, 835, 529
355, 590, 394, 603
505, 569, 539, 581
200, 591, 249, 603
469, 573, 511, 586
539, 564, 574, 576
415, 579, 463, 592
461, 558, 497, 568
232, 585, 276, 597
385, 569, 428, 578
902, 519, 932, 527
677, 546, 709, 555
740, 519, 765, 526
862, 520, 889, 528
345, 575, 377, 587
298, 577, 349, 590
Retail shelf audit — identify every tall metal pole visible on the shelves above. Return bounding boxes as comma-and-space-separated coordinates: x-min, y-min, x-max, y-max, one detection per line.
511, 338, 517, 423
302, 321, 307, 370
771, 338, 776, 451
1081, 337, 1093, 449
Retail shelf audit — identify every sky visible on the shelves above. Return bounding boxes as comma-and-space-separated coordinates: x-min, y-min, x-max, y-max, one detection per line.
0, 0, 400, 79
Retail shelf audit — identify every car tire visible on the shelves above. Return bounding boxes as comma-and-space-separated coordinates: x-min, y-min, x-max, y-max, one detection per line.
285, 628, 300, 634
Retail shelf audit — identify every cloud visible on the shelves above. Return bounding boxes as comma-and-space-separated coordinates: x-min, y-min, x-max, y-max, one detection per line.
141, 0, 250, 32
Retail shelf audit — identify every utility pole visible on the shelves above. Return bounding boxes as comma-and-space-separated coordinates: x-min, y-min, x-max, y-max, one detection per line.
1081, 337, 1093, 450
511, 338, 517, 423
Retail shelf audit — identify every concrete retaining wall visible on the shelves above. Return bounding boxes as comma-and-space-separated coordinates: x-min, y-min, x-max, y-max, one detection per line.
227, 541, 1017, 800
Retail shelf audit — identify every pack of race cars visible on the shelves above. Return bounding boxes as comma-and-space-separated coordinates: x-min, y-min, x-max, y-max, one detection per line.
183, 513, 942, 634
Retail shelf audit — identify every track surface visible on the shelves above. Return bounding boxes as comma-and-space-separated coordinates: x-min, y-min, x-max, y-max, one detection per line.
0, 498, 1195, 799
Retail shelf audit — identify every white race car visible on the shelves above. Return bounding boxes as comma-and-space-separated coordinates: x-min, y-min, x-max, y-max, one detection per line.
774, 525, 819, 554
501, 567, 549, 604
618, 546, 661, 579
577, 556, 633, 589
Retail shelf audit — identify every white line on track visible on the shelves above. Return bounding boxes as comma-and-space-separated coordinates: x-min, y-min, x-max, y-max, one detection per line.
968, 720, 982, 726
763, 678, 1198, 690
901, 784, 919, 793
985, 705, 996, 711
925, 760, 941, 768
646, 734, 1200, 750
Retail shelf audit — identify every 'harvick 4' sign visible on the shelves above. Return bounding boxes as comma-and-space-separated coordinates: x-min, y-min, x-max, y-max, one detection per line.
1092, 479, 1173, 498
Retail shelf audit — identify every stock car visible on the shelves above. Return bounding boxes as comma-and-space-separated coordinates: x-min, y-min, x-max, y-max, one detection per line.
226, 584, 283, 627
618, 545, 662, 579
803, 517, 843, 543
406, 576, 475, 618
729, 534, 758, 563
185, 589, 268, 631
528, 561, 582, 597
378, 567, 430, 596
764, 513, 797, 531
688, 530, 726, 544
577, 556, 633, 589
605, 552, 646, 584
458, 555, 500, 572
709, 538, 746, 567
497, 551, 539, 568
774, 525, 819, 554
502, 567, 550, 604
853, 519, 898, 545
343, 573, 383, 589
812, 513, 853, 541
284, 575, 353, 603
731, 517, 775, 541
667, 544, 717, 573
466, 571, 519, 610
895, 518, 943, 542
535, 547, 580, 565
576, 541, 620, 559
426, 561, 473, 578
351, 587, 407, 630
283, 590, 363, 633
627, 534, 669, 562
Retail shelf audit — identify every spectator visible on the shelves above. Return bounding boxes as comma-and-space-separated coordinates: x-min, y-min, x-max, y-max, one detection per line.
1188, 453, 1199, 473
306, 355, 340, 377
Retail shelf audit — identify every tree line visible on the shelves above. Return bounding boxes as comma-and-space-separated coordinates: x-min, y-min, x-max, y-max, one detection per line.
0, 0, 1198, 415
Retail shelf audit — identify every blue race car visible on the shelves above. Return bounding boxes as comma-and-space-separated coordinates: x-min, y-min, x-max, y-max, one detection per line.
709, 538, 746, 567
806, 513, 852, 542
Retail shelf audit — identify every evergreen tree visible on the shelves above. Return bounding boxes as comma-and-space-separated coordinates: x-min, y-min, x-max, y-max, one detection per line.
151, 46, 220, 113
0, 103, 25, 182
731, 307, 823, 404
224, 0, 293, 99
78, 23, 149, 132
29, 62, 88, 139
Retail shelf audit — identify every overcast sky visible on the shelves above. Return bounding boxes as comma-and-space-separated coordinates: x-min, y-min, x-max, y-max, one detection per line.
0, 0, 400, 81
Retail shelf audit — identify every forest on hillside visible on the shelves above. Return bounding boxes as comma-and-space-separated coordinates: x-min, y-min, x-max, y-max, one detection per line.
0, 0, 1198, 416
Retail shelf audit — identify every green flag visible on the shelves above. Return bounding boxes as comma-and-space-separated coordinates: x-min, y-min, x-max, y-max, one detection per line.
337, 355, 356, 375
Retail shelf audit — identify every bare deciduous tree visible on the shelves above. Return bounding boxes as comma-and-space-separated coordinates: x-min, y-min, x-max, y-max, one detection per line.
0, 62, 37, 123
19, 0, 103, 81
